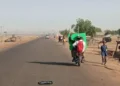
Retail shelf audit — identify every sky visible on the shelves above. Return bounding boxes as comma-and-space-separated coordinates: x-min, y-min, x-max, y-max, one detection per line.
0, 0, 120, 34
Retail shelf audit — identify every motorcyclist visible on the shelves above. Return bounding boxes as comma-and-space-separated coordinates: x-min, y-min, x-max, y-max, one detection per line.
68, 33, 76, 62
73, 36, 85, 62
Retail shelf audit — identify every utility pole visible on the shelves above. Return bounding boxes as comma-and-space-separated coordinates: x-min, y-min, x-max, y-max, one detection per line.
78, 25, 79, 33
78, 25, 80, 36
4, 31, 7, 37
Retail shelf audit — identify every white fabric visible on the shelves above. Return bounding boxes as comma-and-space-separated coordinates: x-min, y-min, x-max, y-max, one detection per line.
82, 41, 86, 52
73, 40, 86, 52
73, 41, 79, 47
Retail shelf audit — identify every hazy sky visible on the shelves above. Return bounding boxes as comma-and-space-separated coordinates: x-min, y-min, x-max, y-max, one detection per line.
0, 0, 120, 34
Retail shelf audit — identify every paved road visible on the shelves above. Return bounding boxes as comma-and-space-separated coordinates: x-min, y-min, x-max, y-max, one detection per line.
0, 38, 120, 86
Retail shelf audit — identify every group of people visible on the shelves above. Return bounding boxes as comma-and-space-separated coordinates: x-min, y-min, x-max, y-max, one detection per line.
69, 34, 86, 63
69, 33, 108, 65
58, 36, 63, 42
58, 35, 66, 45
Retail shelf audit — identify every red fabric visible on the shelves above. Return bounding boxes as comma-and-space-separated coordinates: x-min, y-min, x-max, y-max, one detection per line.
77, 41, 83, 53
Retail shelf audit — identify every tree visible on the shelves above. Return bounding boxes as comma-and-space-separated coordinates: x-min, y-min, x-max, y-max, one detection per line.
104, 30, 111, 35
59, 29, 70, 36
104, 29, 119, 35
71, 24, 75, 29
95, 27, 102, 32
87, 26, 96, 37
118, 29, 120, 35
111, 30, 118, 35
74, 18, 96, 37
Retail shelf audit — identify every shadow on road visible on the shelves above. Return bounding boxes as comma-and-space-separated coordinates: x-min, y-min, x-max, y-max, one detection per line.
94, 53, 100, 55
27, 61, 76, 66
85, 60, 101, 65
93, 64, 115, 70
84, 61, 115, 71
104, 66, 114, 70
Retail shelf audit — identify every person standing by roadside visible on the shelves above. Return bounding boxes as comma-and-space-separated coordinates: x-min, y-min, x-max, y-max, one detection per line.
101, 41, 108, 65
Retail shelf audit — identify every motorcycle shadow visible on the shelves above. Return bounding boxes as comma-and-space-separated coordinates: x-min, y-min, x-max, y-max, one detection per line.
28, 61, 76, 66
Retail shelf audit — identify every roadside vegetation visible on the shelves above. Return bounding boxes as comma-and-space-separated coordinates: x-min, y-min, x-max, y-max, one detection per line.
60, 18, 120, 37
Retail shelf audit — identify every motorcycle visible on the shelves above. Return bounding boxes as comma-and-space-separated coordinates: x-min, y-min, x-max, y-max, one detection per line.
73, 52, 83, 66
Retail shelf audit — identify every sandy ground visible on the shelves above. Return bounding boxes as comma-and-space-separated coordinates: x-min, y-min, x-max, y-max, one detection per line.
53, 36, 120, 75
86, 36, 120, 75
0, 35, 39, 52
86, 45, 120, 74
53, 37, 120, 83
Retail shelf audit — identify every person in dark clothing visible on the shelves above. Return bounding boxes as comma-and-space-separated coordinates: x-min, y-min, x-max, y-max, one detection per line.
101, 41, 107, 65
58, 36, 60, 42
63, 35, 65, 45
73, 36, 85, 63
68, 34, 76, 61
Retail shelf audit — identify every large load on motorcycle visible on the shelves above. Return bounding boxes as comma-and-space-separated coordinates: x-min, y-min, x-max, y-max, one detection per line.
68, 33, 87, 50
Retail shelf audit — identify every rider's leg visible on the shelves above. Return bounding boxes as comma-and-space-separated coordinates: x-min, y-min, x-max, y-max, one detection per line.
71, 50, 74, 58
63, 39, 65, 45
77, 52, 82, 62
81, 52, 85, 63
71, 50, 76, 62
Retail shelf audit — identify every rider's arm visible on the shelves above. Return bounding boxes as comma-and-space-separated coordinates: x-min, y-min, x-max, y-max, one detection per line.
82, 41, 86, 52
73, 41, 79, 47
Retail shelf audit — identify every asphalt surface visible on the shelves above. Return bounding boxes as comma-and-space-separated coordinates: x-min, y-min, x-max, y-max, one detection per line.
0, 38, 120, 86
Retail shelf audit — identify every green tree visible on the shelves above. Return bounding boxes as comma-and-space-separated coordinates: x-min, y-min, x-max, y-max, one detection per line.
104, 30, 111, 35
59, 29, 70, 36
87, 26, 96, 37
95, 27, 102, 32
111, 30, 118, 35
104, 29, 118, 35
71, 24, 75, 29
118, 29, 120, 35
74, 18, 96, 37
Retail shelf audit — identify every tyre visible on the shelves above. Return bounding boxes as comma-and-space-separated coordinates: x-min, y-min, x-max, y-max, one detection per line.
76, 57, 80, 66
78, 61, 80, 66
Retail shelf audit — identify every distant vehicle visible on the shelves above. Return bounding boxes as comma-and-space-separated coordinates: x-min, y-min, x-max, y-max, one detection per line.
103, 37, 112, 42
45, 35, 50, 39
103, 34, 112, 42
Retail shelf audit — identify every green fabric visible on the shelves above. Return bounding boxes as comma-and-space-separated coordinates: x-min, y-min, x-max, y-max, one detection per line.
68, 33, 87, 50
68, 36, 74, 50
